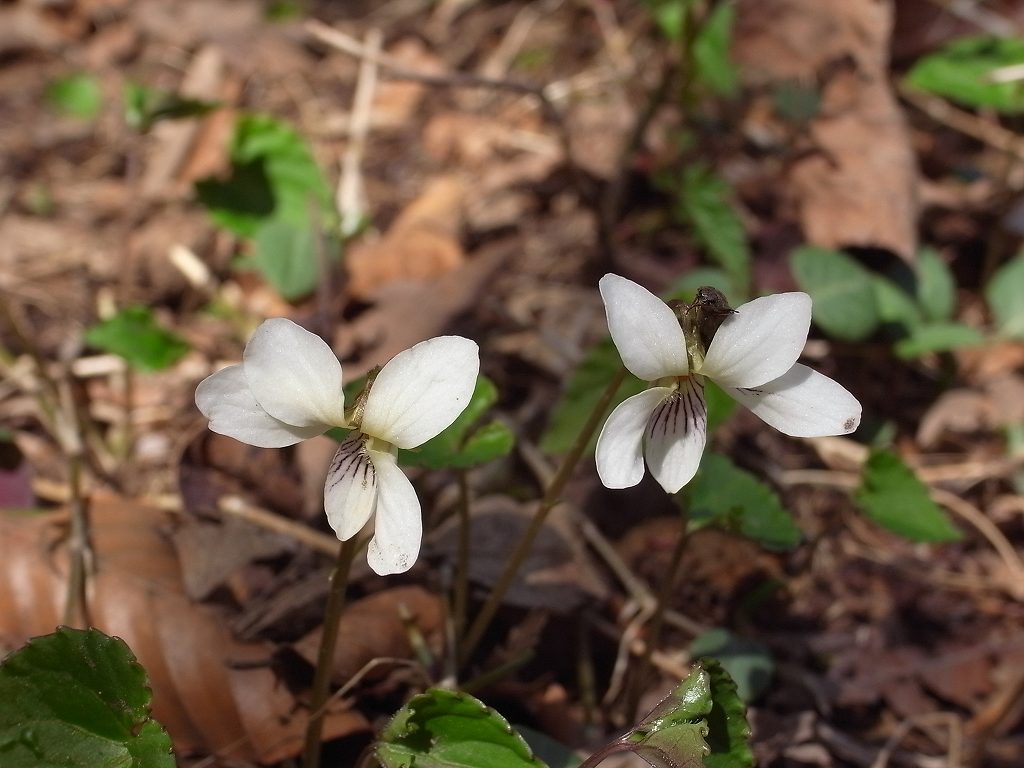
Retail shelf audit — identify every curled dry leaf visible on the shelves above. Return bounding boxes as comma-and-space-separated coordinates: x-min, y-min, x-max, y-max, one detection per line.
733, 0, 918, 260
0, 497, 368, 764
345, 175, 466, 300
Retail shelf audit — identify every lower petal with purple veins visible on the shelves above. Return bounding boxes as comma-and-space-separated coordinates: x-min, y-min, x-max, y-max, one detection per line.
644, 377, 708, 493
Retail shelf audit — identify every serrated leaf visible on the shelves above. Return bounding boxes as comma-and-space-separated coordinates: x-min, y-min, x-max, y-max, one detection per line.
689, 629, 774, 703
701, 659, 754, 768
915, 247, 957, 322
47, 73, 102, 118
678, 165, 751, 291
894, 322, 984, 358
790, 247, 880, 340
855, 450, 962, 542
84, 306, 189, 372
906, 36, 1024, 113
247, 218, 329, 300
693, 2, 738, 97
685, 453, 801, 550
375, 688, 544, 768
0, 627, 174, 768
123, 82, 218, 132
541, 337, 647, 456
400, 376, 514, 469
986, 253, 1024, 338
195, 114, 330, 237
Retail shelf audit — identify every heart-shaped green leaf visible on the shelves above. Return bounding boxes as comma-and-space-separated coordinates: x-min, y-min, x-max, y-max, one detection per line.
375, 688, 544, 768
0, 627, 174, 768
790, 247, 880, 341
84, 306, 189, 372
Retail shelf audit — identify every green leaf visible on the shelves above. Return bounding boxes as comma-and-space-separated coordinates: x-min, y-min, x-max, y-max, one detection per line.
375, 688, 544, 768
894, 322, 984, 358
685, 452, 801, 551
623, 659, 753, 768
689, 629, 774, 703
400, 376, 514, 469
0, 627, 174, 768
701, 659, 754, 768
47, 73, 102, 118
514, 726, 581, 768
906, 36, 1024, 113
986, 253, 1024, 338
871, 276, 922, 330
646, 0, 697, 41
790, 246, 880, 340
246, 219, 325, 300
123, 82, 218, 132
541, 337, 647, 456
678, 165, 751, 292
693, 2, 739, 97
854, 449, 962, 542
195, 114, 331, 237
915, 248, 957, 322
84, 306, 189, 372
771, 80, 820, 124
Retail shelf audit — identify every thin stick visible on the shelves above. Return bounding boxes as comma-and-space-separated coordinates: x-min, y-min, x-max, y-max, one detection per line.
453, 469, 472, 641
305, 20, 581, 195
302, 536, 361, 768
459, 367, 629, 665
218, 496, 341, 556
337, 28, 381, 237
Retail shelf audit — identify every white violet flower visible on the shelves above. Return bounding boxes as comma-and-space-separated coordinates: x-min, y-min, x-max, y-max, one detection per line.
596, 273, 862, 494
195, 318, 479, 575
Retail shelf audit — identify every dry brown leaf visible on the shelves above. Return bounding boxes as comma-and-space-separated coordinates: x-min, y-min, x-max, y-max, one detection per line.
0, 498, 367, 763
734, 0, 918, 259
293, 586, 442, 683
371, 38, 446, 131
345, 175, 466, 300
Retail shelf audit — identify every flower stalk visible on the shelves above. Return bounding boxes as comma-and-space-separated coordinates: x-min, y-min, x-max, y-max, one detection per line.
302, 535, 361, 768
459, 365, 629, 666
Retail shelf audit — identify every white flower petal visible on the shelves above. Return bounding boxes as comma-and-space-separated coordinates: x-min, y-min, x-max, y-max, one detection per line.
242, 318, 347, 428
361, 336, 480, 449
365, 451, 422, 575
701, 292, 811, 388
195, 365, 324, 447
595, 387, 671, 489
644, 378, 707, 493
725, 363, 862, 438
323, 437, 379, 540
599, 274, 688, 381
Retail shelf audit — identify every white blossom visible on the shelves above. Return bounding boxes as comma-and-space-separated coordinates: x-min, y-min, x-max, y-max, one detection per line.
596, 274, 862, 493
195, 318, 479, 574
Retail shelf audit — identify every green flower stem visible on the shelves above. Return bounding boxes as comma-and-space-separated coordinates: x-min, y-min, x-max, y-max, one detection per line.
459, 366, 629, 667
303, 536, 361, 768
623, 513, 688, 721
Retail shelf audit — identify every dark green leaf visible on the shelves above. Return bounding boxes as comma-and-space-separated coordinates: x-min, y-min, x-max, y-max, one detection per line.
986, 253, 1024, 338
690, 629, 774, 703
47, 74, 102, 118
790, 247, 880, 340
247, 219, 327, 300
771, 80, 820, 124
400, 376, 514, 469
514, 726, 581, 768
685, 453, 801, 550
855, 450, 961, 542
906, 36, 1024, 113
693, 2, 739, 97
375, 688, 544, 768
541, 337, 646, 456
678, 165, 751, 292
0, 627, 174, 768
701, 659, 754, 768
123, 82, 218, 132
915, 248, 957, 322
195, 114, 331, 237
894, 322, 984, 358
84, 306, 189, 372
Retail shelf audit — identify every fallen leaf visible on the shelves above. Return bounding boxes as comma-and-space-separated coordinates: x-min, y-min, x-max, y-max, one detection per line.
733, 0, 919, 259
0, 498, 367, 763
